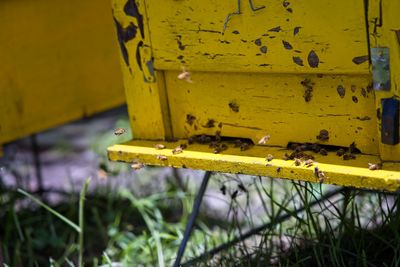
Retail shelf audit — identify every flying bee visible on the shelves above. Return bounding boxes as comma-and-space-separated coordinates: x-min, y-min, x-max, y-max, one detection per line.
156, 154, 167, 161
154, 144, 166, 149
266, 154, 274, 161
131, 162, 145, 170
258, 135, 271, 145
177, 66, 193, 83
114, 128, 126, 136
368, 163, 381, 170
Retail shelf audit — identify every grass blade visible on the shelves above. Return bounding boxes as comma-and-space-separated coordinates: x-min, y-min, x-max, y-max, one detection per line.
79, 178, 91, 267
17, 189, 80, 233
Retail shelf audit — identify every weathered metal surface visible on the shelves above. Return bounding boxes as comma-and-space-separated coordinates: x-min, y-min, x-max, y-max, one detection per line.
0, 0, 125, 145
109, 0, 400, 191
108, 140, 400, 192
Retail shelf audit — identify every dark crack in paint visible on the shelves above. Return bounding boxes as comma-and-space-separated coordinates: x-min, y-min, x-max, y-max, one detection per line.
292, 56, 304, 66
307, 50, 319, 68
124, 0, 144, 38
282, 40, 293, 50
269, 26, 281, 32
352, 55, 369, 65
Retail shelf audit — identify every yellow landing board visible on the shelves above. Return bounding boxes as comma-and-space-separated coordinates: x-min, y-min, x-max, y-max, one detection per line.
108, 140, 400, 192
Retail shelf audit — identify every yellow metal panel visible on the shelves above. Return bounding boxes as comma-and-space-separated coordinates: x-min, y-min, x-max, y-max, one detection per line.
146, 0, 369, 74
109, 0, 400, 191
166, 71, 378, 155
112, 0, 172, 140
108, 140, 400, 192
0, 0, 124, 144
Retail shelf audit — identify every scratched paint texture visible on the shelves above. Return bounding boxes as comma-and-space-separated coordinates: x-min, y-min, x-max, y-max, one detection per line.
145, 0, 370, 73
109, 0, 400, 190
0, 0, 124, 145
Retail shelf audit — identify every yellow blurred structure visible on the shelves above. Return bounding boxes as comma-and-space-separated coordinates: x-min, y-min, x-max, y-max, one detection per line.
0, 0, 125, 145
108, 0, 400, 191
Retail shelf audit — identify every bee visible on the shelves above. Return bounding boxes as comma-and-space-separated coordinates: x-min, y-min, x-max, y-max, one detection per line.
177, 66, 193, 83
317, 171, 325, 183
179, 143, 188, 149
368, 163, 381, 170
234, 139, 242, 147
172, 146, 183, 154
343, 153, 356, 160
258, 135, 271, 145
294, 158, 302, 166
282, 153, 290, 160
304, 159, 314, 167
131, 162, 145, 170
266, 154, 274, 161
114, 128, 126, 136
215, 131, 222, 142
276, 167, 282, 173
214, 143, 228, 154
316, 129, 329, 141
154, 144, 166, 150
319, 149, 328, 156
240, 142, 250, 151
336, 148, 345, 156
156, 154, 167, 161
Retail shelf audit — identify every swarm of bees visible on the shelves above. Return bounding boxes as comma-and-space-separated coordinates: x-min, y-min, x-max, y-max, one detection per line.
114, 128, 126, 136
177, 66, 193, 83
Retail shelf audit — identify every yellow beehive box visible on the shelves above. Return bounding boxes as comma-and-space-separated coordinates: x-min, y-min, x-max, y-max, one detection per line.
108, 0, 400, 191
0, 0, 125, 145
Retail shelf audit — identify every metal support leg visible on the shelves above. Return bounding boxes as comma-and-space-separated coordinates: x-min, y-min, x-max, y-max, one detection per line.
30, 134, 43, 192
173, 171, 212, 267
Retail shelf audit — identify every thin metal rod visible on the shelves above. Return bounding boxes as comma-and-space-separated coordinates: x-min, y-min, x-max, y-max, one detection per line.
182, 188, 345, 266
30, 134, 43, 192
173, 171, 212, 267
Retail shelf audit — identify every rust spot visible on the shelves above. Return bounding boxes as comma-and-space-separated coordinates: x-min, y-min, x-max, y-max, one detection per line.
352, 55, 369, 65
268, 26, 281, 32
352, 96, 358, 103
254, 38, 262, 46
186, 114, 196, 125
293, 56, 304, 66
307, 50, 319, 68
203, 119, 215, 128
177, 55, 184, 60
282, 40, 293, 50
228, 101, 240, 112
293, 26, 301, 35
337, 85, 345, 98
260, 46, 268, 53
